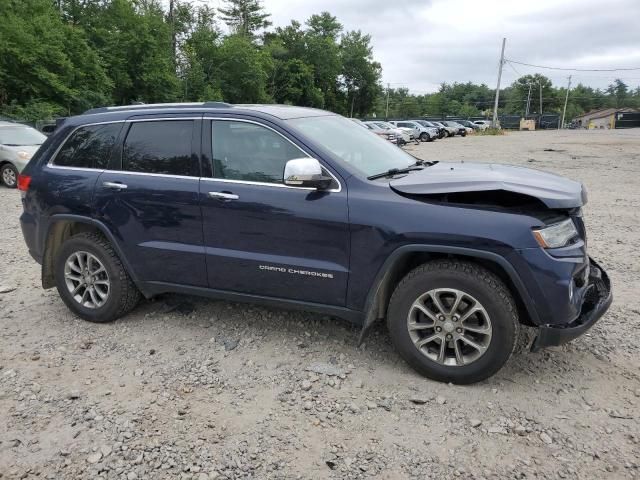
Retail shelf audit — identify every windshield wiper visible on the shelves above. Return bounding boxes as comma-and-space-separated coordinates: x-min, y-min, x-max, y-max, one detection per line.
367, 160, 437, 180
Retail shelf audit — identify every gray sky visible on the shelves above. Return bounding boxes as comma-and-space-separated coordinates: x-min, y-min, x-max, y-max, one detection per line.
258, 0, 640, 93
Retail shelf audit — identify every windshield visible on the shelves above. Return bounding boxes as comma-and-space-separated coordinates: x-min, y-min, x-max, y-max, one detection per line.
375, 122, 393, 130
289, 115, 415, 177
0, 125, 46, 146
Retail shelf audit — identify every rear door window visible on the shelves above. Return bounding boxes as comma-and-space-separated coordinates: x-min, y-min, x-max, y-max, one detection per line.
122, 120, 195, 176
53, 123, 122, 169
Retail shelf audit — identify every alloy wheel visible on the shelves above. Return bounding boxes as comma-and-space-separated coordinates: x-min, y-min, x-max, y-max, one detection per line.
64, 251, 110, 309
2, 167, 16, 187
407, 288, 492, 366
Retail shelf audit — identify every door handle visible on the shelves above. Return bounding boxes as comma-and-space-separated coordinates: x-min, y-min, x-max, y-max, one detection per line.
208, 191, 239, 200
103, 181, 128, 190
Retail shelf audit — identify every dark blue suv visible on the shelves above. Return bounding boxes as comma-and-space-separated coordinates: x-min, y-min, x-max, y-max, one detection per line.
18, 103, 612, 384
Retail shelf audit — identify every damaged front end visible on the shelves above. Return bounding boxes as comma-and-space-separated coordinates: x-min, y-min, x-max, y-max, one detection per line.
374, 161, 612, 350
389, 161, 587, 209
531, 257, 612, 351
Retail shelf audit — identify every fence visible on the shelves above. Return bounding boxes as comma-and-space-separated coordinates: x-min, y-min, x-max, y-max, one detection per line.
615, 112, 640, 129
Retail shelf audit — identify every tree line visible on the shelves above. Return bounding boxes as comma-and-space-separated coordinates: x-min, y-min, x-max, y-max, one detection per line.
0, 0, 381, 121
379, 76, 640, 120
0, 0, 638, 122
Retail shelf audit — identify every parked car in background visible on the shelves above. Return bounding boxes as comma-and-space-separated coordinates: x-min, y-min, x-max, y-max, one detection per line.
0, 121, 47, 188
431, 121, 457, 137
422, 121, 447, 139
390, 120, 434, 142
409, 120, 440, 141
456, 120, 480, 131
440, 121, 469, 137
362, 121, 399, 145
377, 122, 416, 144
473, 120, 493, 130
420, 120, 447, 139
365, 121, 410, 146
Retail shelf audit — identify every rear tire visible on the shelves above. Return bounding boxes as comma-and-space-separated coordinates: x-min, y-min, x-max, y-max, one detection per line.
1, 164, 18, 188
54, 233, 141, 323
387, 260, 519, 384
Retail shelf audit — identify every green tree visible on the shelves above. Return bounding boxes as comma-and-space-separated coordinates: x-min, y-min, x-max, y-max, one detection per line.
606, 79, 629, 107
217, 35, 269, 103
305, 13, 343, 111
0, 0, 111, 116
180, 5, 222, 101
339, 30, 381, 117
218, 0, 271, 39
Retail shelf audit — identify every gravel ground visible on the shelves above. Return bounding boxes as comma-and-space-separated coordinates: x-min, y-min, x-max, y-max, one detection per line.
1, 129, 639, 479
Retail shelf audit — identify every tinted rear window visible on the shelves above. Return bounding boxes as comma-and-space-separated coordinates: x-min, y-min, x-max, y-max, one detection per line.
123, 121, 194, 176
54, 123, 122, 168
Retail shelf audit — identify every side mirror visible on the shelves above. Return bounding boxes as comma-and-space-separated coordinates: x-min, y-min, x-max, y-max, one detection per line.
284, 158, 333, 190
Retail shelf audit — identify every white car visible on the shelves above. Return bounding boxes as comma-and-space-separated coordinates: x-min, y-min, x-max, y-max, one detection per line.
390, 120, 438, 142
431, 121, 458, 137
0, 121, 46, 188
367, 121, 411, 145
473, 120, 493, 131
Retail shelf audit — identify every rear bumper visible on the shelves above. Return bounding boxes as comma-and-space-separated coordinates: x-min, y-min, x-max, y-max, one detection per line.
531, 258, 612, 351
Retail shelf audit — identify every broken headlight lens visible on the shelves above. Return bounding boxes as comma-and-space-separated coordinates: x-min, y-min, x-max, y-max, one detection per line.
533, 218, 578, 249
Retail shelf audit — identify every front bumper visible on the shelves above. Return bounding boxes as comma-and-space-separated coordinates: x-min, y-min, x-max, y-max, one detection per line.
531, 258, 612, 351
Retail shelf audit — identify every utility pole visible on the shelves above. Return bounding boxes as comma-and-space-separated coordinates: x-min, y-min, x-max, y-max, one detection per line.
560, 75, 572, 130
169, 0, 176, 66
525, 83, 532, 116
385, 83, 390, 121
491, 38, 506, 128
539, 82, 543, 117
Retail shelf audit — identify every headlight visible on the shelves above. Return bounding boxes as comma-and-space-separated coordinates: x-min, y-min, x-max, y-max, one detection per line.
17, 151, 32, 160
532, 218, 578, 249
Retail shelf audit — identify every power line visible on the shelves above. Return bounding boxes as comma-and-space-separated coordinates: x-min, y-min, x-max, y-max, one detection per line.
506, 61, 522, 77
505, 59, 640, 72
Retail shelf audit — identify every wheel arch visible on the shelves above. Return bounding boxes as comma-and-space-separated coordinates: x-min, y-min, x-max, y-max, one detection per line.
41, 215, 146, 295
358, 245, 540, 344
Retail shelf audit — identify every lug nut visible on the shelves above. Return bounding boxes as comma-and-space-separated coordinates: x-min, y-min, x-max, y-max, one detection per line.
435, 326, 442, 332
438, 315, 445, 321
452, 316, 459, 322
446, 334, 452, 340
456, 328, 463, 333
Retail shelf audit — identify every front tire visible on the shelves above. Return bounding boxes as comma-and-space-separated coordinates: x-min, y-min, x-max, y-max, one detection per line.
419, 132, 429, 142
1, 163, 18, 188
387, 260, 519, 384
54, 233, 140, 323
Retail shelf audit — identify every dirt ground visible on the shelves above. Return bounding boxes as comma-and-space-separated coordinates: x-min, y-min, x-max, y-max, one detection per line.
1, 129, 639, 480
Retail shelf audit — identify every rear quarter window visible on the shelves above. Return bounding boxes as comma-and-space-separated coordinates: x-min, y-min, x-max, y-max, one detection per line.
53, 123, 123, 169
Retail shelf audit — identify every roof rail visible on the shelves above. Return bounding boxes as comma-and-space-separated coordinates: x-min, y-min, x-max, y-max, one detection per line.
82, 102, 233, 115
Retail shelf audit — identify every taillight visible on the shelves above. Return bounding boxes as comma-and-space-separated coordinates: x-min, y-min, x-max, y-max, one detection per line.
17, 174, 31, 192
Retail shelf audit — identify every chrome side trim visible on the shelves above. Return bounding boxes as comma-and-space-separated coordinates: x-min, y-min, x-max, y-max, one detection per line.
103, 170, 199, 180
200, 177, 315, 191
46, 165, 105, 173
205, 116, 342, 193
124, 117, 201, 122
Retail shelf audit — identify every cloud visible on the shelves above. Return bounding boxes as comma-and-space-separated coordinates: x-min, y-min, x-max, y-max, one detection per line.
263, 0, 640, 92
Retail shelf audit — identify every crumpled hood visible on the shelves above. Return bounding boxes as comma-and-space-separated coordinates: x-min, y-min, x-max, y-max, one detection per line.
390, 162, 587, 209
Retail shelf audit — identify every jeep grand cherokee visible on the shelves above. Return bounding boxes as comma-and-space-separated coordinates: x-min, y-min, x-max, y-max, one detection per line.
18, 103, 612, 384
